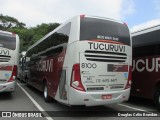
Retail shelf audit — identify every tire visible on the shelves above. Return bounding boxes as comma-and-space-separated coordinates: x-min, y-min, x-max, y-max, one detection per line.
43, 81, 52, 102
154, 88, 160, 108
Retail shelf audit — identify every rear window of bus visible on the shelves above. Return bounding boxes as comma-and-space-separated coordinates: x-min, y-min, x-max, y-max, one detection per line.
80, 17, 130, 46
0, 33, 16, 50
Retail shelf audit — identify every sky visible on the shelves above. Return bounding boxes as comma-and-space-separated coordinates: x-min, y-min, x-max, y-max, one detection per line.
0, 0, 160, 32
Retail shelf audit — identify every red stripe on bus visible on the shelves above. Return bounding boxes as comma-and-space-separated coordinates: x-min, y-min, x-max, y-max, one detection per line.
108, 64, 128, 72
0, 66, 13, 71
87, 39, 125, 45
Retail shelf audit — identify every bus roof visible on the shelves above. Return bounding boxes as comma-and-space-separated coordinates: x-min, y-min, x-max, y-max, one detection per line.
27, 15, 126, 52
0, 30, 18, 39
132, 24, 160, 36
0, 30, 14, 35
132, 24, 160, 47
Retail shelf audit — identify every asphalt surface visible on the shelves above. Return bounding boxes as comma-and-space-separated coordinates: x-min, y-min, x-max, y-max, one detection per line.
0, 80, 159, 120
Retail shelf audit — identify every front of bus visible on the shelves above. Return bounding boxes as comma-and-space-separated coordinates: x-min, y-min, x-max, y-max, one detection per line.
0, 31, 19, 92
69, 15, 132, 106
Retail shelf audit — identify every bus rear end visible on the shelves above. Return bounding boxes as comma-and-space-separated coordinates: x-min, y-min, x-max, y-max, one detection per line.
0, 30, 19, 92
68, 16, 132, 106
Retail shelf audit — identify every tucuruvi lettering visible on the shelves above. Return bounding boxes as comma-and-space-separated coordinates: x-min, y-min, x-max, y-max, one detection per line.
132, 58, 160, 72
0, 49, 10, 55
37, 59, 53, 72
88, 42, 125, 52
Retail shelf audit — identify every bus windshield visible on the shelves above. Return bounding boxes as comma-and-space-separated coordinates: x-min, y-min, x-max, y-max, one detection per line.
80, 17, 130, 46
0, 33, 16, 50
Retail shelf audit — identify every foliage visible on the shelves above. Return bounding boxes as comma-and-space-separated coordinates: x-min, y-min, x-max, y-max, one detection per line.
0, 14, 60, 51
0, 14, 26, 29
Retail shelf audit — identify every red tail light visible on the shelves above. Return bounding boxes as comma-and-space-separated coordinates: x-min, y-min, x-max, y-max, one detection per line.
70, 64, 85, 91
8, 65, 17, 82
125, 66, 132, 89
80, 14, 85, 19
12, 32, 16, 36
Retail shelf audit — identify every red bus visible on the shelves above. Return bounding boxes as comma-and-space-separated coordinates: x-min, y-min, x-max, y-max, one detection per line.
25, 15, 132, 106
132, 25, 160, 107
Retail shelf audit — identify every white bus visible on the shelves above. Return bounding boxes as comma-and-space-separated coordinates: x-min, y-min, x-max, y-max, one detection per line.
0, 30, 20, 92
25, 15, 132, 106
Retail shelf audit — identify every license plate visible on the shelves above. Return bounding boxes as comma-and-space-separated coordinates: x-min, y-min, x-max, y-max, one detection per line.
101, 94, 112, 100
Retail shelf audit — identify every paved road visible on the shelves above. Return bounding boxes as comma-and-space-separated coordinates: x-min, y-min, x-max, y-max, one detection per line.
0, 80, 159, 120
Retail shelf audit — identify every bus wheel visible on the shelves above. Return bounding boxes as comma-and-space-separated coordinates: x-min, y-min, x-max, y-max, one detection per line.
154, 88, 160, 107
43, 82, 52, 102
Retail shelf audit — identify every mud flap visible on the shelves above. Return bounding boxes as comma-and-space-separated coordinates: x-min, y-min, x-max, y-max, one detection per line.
59, 69, 67, 100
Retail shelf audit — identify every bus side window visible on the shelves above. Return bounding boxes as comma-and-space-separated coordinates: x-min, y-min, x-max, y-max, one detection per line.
133, 45, 157, 58
157, 45, 160, 55
35, 22, 71, 55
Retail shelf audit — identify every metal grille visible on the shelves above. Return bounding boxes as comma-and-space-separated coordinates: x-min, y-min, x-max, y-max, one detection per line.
84, 50, 127, 63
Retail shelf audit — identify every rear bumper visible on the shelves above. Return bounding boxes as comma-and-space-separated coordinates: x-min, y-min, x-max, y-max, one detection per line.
0, 81, 16, 92
69, 88, 130, 106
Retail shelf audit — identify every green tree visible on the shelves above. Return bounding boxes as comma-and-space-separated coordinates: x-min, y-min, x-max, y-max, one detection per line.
27, 23, 60, 47
0, 14, 26, 30
1, 14, 60, 51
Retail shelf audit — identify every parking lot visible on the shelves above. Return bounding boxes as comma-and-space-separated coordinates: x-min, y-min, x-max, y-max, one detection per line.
0, 80, 159, 120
